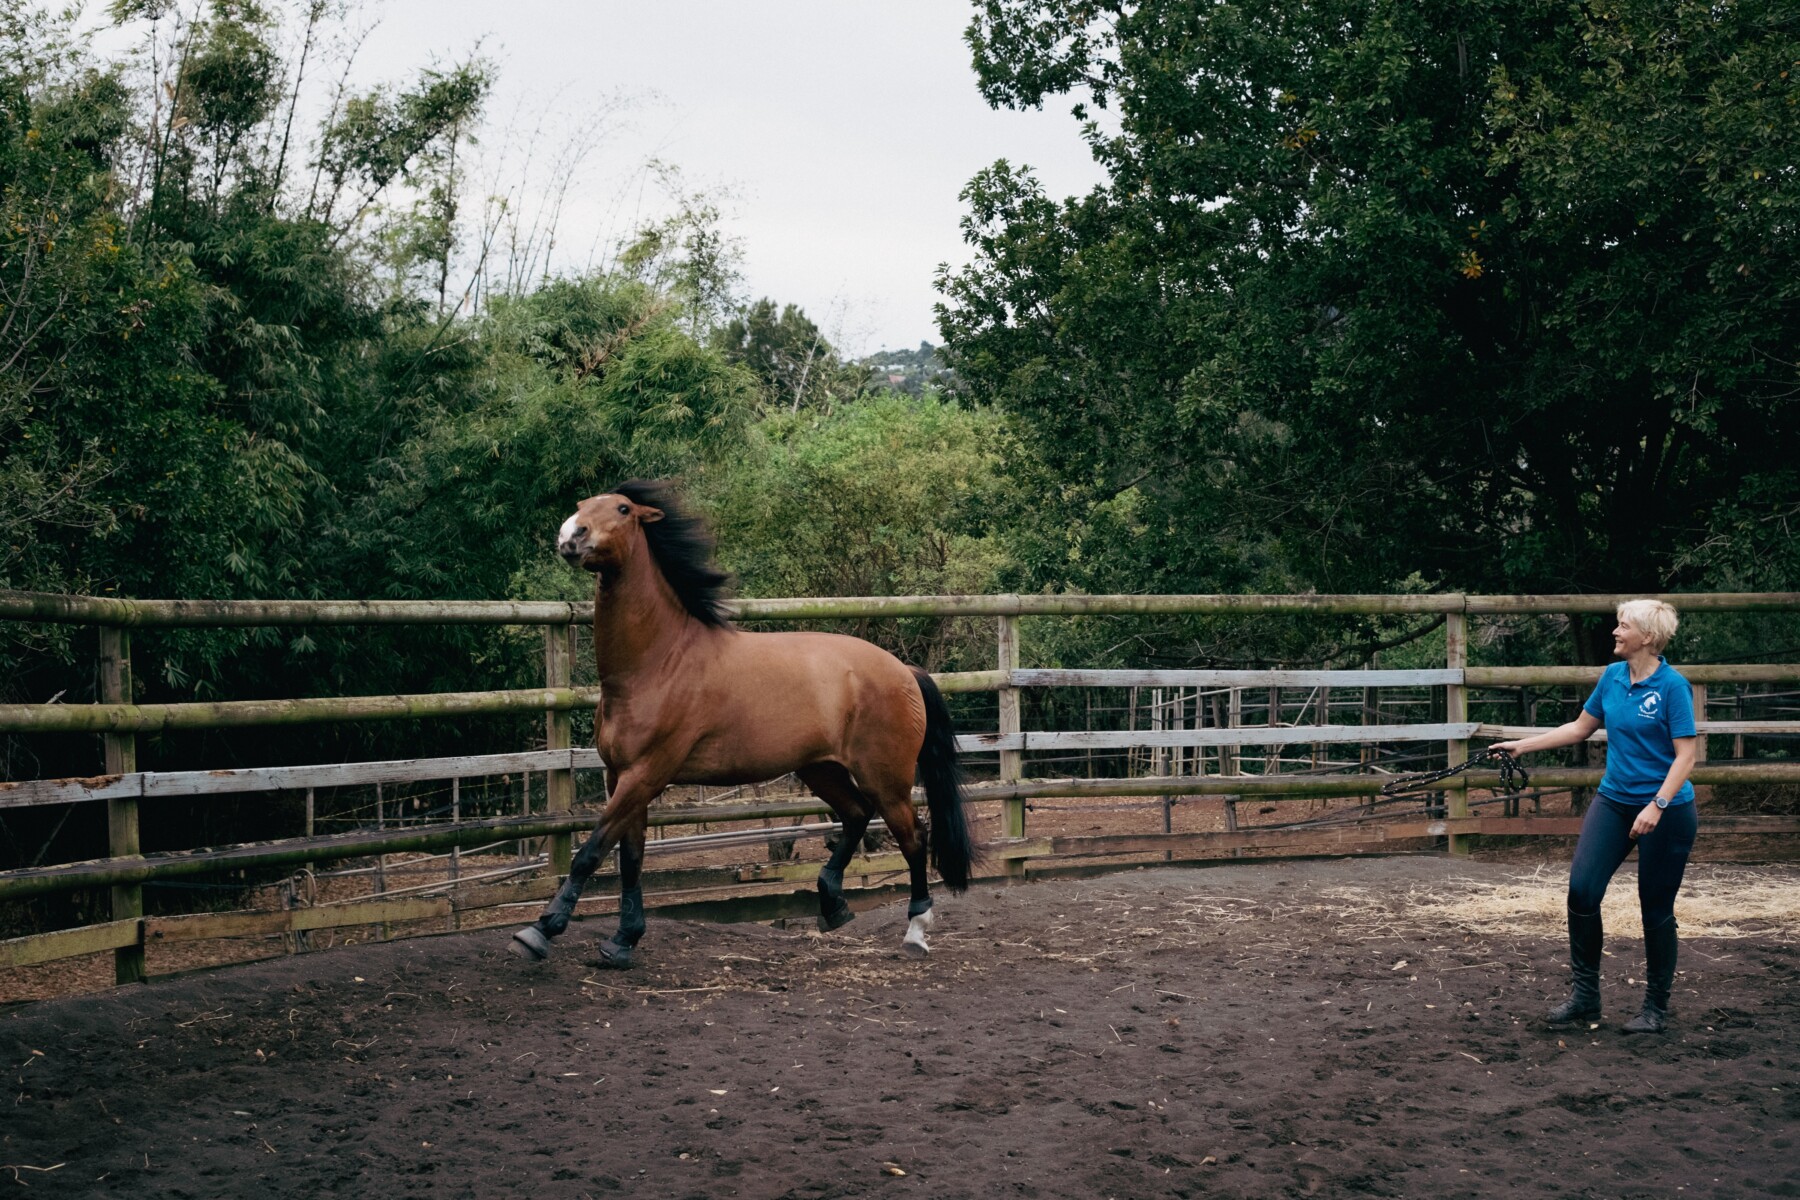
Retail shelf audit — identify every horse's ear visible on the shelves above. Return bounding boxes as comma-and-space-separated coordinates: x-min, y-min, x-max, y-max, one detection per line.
637, 506, 665, 524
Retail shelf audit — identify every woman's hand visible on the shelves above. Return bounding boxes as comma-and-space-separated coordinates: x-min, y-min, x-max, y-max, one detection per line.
1630, 804, 1663, 840
1491, 740, 1527, 756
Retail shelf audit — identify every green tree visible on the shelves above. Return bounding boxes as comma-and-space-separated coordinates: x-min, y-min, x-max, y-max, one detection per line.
617, 165, 745, 341
702, 392, 1016, 670
712, 297, 860, 415
347, 276, 756, 606
947, 0, 1800, 659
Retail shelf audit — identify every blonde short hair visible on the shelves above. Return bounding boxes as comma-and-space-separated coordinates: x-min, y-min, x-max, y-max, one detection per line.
1617, 599, 1679, 652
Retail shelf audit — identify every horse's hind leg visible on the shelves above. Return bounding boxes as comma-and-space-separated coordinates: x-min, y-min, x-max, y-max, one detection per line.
871, 782, 934, 957
594, 814, 648, 969
796, 764, 872, 933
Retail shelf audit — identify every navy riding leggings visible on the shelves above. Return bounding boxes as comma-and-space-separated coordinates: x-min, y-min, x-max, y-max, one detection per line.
1566, 796, 1698, 924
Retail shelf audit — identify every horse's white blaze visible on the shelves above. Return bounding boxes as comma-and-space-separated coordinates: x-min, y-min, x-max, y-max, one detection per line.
903, 907, 935, 955
557, 513, 581, 548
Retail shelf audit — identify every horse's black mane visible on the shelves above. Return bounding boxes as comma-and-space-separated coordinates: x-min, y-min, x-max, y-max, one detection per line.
613, 479, 733, 627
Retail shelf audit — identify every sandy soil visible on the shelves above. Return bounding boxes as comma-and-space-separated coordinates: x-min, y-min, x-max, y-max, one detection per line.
3, 856, 1796, 1200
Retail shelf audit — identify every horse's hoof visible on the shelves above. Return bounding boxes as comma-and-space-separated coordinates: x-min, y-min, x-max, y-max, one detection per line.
593, 939, 634, 970
818, 906, 855, 933
510, 926, 551, 960
901, 937, 930, 959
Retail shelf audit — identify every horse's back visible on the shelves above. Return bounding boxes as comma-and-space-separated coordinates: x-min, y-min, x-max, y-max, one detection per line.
673, 629, 926, 784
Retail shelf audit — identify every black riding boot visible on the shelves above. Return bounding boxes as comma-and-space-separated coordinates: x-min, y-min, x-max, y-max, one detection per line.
1546, 907, 1603, 1024
1623, 915, 1677, 1034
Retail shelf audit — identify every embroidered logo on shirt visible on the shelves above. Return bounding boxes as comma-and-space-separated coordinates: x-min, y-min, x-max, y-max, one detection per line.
1637, 692, 1661, 719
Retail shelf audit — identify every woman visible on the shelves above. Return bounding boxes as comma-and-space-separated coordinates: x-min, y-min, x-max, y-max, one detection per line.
1493, 599, 1699, 1034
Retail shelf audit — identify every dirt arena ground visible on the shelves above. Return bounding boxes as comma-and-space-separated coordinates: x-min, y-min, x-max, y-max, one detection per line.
3, 856, 1796, 1200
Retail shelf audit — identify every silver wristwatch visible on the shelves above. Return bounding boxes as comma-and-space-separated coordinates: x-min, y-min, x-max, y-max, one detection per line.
1653, 795, 1672, 810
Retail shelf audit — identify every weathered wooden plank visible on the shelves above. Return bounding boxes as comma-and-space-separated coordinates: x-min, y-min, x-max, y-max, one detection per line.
0, 773, 142, 809
997, 616, 1024, 860
0, 919, 140, 969
141, 750, 584, 796
9, 762, 1798, 903
956, 723, 1479, 753
450, 864, 800, 914
932, 670, 1010, 694
0, 750, 598, 809
729, 593, 1469, 619
972, 775, 1383, 802
1040, 815, 1800, 854
0, 813, 592, 900
1476, 722, 1800, 741
449, 874, 559, 913
1373, 815, 1799, 836
1465, 664, 1800, 686
1420, 818, 1584, 837
293, 896, 449, 932
1692, 815, 1800, 833
1050, 829, 1364, 855
1444, 611, 1471, 856
21, 807, 1800, 969
642, 822, 839, 855
733, 838, 1055, 885
647, 799, 836, 825
9, 588, 1800, 630
145, 910, 291, 941
1032, 813, 1795, 855
141, 896, 454, 942
99, 626, 145, 985
1514, 765, 1800, 788
1466, 593, 1800, 615
1011, 668, 1459, 689
738, 854, 908, 884
0, 687, 606, 735
0, 590, 581, 627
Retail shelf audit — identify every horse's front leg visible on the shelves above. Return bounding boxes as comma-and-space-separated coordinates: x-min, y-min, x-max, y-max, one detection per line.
594, 815, 648, 969
510, 769, 664, 961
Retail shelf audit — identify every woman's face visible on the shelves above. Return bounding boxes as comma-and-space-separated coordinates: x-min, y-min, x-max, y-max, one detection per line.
1612, 618, 1655, 659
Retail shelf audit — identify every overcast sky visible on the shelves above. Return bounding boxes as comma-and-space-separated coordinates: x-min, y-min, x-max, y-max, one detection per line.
326, 0, 1108, 357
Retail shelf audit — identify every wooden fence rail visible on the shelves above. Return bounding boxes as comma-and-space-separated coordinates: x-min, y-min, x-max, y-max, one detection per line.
6, 759, 1800, 904
5, 587, 1800, 984
9, 588, 1800, 626
11, 665, 1800, 738
7, 801, 1800, 971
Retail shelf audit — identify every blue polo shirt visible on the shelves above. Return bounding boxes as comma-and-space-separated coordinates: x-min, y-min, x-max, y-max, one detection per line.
1582, 658, 1696, 806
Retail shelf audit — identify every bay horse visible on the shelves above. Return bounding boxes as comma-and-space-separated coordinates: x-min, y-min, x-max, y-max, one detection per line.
510, 480, 980, 967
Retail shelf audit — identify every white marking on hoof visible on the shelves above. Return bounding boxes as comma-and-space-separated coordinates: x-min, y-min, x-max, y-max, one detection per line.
511, 926, 551, 960
902, 909, 935, 957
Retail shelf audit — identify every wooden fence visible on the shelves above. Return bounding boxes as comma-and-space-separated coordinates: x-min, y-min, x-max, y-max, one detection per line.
4, 588, 1800, 985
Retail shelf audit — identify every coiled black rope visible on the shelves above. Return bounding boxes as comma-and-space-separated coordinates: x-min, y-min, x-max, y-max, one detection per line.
1379, 747, 1529, 797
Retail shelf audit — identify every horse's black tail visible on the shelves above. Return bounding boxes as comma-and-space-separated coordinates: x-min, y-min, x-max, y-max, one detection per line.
913, 668, 981, 892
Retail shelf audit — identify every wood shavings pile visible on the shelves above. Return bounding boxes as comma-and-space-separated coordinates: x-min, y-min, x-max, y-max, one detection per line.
1319, 864, 1800, 942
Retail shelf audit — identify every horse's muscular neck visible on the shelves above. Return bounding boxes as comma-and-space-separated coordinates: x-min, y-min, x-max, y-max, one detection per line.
590, 532, 700, 685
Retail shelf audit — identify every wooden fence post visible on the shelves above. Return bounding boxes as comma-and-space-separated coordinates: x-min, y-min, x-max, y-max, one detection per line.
1159, 690, 1176, 860
1225, 687, 1241, 777
374, 781, 389, 939
1445, 607, 1471, 855
1734, 688, 1745, 762
997, 614, 1024, 876
1266, 686, 1281, 775
1692, 683, 1708, 765
98, 626, 144, 984
545, 623, 574, 876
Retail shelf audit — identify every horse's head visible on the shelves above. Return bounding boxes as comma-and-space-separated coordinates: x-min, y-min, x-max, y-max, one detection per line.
558, 492, 664, 573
